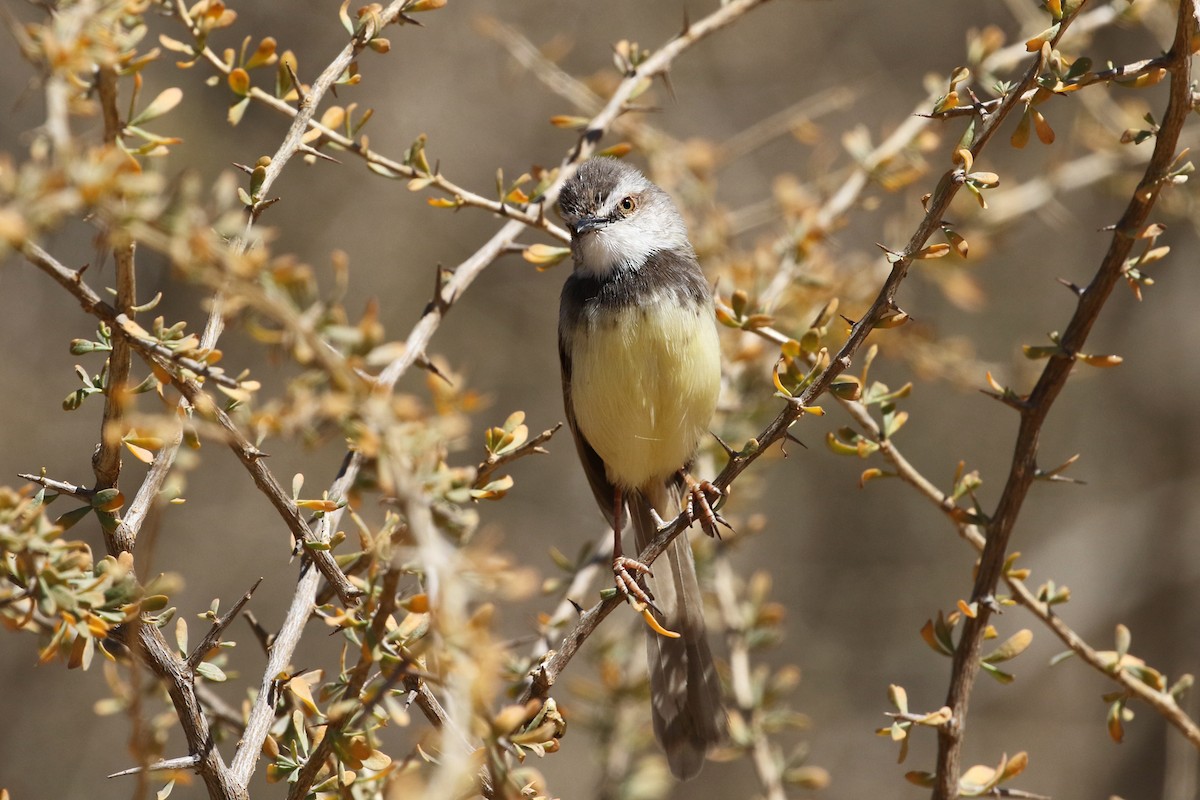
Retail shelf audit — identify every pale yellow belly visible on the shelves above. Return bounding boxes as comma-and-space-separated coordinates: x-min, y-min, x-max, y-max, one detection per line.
571, 302, 720, 491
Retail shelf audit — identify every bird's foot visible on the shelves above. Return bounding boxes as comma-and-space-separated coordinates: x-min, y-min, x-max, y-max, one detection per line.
613, 555, 656, 609
682, 474, 733, 539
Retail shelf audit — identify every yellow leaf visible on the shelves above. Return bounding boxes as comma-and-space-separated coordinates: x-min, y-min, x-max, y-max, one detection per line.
1079, 354, 1123, 368
960, 764, 997, 788
228, 68, 250, 96
287, 675, 319, 714
916, 243, 952, 259
296, 499, 340, 512
402, 593, 429, 613
549, 115, 588, 129
245, 36, 277, 69
1011, 111, 1031, 149
1032, 110, 1055, 144
124, 440, 156, 464
522, 244, 571, 270
132, 87, 183, 125
597, 142, 632, 159
859, 469, 884, 489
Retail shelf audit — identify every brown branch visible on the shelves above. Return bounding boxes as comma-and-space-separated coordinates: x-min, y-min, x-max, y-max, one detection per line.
92, 63, 137, 551
130, 618, 246, 800
474, 423, 562, 489
933, 2, 1197, 796
932, 55, 1171, 120
836, 395, 1200, 751
186, 578, 263, 672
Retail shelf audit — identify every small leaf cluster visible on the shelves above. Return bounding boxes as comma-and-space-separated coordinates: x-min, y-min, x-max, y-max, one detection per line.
0, 486, 169, 671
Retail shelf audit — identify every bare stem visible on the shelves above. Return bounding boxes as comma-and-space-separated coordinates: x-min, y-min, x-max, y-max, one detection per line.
92, 64, 137, 551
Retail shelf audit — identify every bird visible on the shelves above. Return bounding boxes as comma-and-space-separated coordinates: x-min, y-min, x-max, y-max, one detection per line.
557, 157, 726, 779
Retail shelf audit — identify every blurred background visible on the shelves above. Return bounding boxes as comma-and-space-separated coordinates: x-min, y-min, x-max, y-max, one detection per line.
2, 0, 1199, 798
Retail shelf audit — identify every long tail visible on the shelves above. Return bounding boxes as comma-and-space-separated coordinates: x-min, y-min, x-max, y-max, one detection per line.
629, 478, 724, 780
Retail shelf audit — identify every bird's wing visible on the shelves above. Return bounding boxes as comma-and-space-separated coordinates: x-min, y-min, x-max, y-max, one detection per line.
559, 336, 617, 526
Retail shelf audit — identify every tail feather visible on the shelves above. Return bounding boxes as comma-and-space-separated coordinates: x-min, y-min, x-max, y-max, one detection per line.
630, 480, 724, 780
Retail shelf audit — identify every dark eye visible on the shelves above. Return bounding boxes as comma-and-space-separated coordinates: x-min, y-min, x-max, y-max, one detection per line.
619, 196, 637, 213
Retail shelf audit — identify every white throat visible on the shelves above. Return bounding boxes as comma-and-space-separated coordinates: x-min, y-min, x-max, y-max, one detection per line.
575, 221, 674, 277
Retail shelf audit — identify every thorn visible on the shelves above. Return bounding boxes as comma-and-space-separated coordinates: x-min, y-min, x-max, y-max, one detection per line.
710, 430, 737, 458
418, 355, 453, 386
783, 431, 808, 449
977, 387, 1030, 411
108, 755, 201, 778
1056, 277, 1085, 296
660, 69, 676, 103
243, 610, 274, 652
679, 6, 691, 35
569, 598, 584, 614
284, 59, 306, 106
298, 143, 340, 164
231, 161, 255, 175
188, 577, 264, 670
423, 264, 452, 316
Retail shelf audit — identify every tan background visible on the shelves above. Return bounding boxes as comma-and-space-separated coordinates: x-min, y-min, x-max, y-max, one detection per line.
2, 1, 1199, 798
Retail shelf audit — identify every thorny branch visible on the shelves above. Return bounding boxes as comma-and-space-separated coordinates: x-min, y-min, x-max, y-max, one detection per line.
835, 395, 1200, 753
934, 3, 1198, 796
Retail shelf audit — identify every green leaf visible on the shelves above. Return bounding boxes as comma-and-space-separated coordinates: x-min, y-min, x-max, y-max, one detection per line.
130, 87, 183, 126
984, 629, 1032, 663
55, 504, 94, 531
196, 661, 227, 682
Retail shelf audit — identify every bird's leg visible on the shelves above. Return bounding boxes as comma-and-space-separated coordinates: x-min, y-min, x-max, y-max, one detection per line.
610, 485, 657, 608
681, 471, 733, 539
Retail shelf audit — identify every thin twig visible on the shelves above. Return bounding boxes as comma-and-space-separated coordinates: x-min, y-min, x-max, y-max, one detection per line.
186, 578, 264, 672
107, 754, 202, 779
474, 423, 562, 489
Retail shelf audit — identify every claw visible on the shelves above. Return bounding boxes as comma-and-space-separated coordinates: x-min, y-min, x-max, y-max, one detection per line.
613, 555, 657, 608
682, 474, 734, 539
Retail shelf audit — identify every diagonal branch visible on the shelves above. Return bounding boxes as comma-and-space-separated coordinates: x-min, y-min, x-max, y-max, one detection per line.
933, 2, 1197, 796
187, 578, 263, 672
836, 395, 1200, 750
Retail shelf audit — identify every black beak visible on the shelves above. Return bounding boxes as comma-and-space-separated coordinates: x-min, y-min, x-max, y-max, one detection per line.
570, 216, 606, 236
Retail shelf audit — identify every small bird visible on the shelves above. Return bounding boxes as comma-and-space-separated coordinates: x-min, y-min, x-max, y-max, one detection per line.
557, 157, 725, 779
